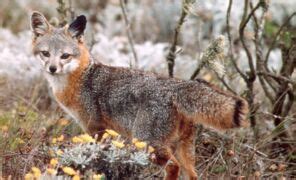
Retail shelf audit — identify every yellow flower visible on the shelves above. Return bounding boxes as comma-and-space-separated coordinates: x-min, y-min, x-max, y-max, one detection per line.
79, 134, 95, 143
62, 167, 77, 175
50, 158, 58, 167
134, 141, 147, 149
58, 118, 70, 126
57, 135, 64, 142
148, 146, 155, 153
31, 167, 41, 178
101, 132, 110, 140
72, 175, 80, 180
56, 149, 63, 156
24, 173, 34, 180
93, 174, 103, 180
72, 136, 83, 143
106, 129, 119, 137
52, 138, 57, 144
132, 138, 138, 144
46, 168, 56, 175
112, 140, 125, 148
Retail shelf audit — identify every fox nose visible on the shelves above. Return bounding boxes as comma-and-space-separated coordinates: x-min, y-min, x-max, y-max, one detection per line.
49, 66, 57, 74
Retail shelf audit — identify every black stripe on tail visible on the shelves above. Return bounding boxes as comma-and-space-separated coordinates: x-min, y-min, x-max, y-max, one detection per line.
233, 99, 244, 127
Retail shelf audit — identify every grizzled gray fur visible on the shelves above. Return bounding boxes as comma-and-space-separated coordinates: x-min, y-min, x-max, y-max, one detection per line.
80, 63, 245, 143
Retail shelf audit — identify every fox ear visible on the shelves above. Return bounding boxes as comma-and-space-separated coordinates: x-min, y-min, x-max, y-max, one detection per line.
68, 15, 87, 38
30, 11, 51, 36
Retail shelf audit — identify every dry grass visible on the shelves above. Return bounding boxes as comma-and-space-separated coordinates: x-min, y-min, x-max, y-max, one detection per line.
0, 85, 295, 179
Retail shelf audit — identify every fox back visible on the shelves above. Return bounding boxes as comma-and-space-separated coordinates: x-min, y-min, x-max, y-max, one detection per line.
80, 64, 249, 137
30, 12, 249, 180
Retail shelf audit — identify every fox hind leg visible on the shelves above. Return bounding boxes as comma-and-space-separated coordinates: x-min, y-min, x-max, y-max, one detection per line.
132, 106, 181, 179
176, 121, 198, 180
177, 141, 198, 180
151, 145, 180, 180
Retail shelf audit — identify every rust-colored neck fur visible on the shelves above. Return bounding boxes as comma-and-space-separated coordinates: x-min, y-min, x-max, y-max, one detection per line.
55, 43, 89, 109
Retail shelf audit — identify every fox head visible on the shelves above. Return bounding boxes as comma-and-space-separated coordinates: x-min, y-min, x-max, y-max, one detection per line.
30, 12, 88, 75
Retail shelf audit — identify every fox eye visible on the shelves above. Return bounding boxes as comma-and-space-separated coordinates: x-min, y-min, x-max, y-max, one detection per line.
41, 51, 50, 57
61, 53, 71, 59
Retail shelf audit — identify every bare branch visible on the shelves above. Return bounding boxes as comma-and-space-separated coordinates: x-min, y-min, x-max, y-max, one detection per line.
269, 37, 296, 141
226, 0, 248, 81
239, 0, 262, 81
215, 74, 237, 95
264, 12, 296, 68
283, 89, 294, 117
257, 71, 296, 85
167, 0, 190, 77
238, 0, 262, 130
120, 0, 139, 68
251, 0, 275, 104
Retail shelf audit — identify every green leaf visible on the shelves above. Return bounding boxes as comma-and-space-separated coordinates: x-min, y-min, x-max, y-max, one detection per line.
211, 165, 227, 174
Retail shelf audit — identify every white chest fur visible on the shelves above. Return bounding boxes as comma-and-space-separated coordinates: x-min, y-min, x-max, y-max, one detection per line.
45, 73, 86, 130
44, 73, 67, 93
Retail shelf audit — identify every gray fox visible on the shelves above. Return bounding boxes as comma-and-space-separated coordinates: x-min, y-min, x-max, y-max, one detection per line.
30, 12, 249, 180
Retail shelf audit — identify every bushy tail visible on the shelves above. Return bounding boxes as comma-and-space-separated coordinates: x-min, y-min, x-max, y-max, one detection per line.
179, 79, 249, 130
197, 80, 249, 130
195, 98, 249, 131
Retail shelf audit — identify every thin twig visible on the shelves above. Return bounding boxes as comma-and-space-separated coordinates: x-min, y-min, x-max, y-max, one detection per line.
215, 73, 237, 95
270, 39, 296, 135
282, 89, 294, 117
208, 130, 268, 158
264, 12, 296, 67
238, 0, 267, 132
252, 0, 275, 104
239, 0, 262, 80
257, 71, 296, 85
243, 144, 268, 158
258, 111, 295, 120
226, 0, 248, 81
120, 0, 139, 68
23, 145, 41, 175
167, 0, 190, 77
